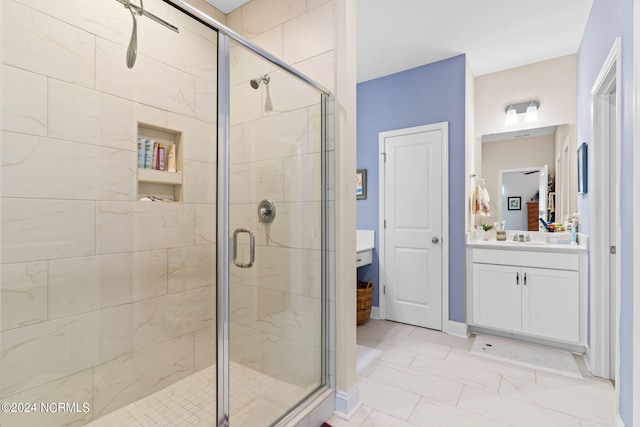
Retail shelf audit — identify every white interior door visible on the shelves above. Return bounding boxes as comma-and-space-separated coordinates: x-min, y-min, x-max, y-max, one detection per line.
608, 89, 618, 380
382, 125, 444, 330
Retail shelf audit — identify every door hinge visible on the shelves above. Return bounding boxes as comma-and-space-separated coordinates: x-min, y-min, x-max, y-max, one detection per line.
383, 220, 386, 229
382, 152, 386, 162
610, 245, 617, 254
383, 285, 386, 295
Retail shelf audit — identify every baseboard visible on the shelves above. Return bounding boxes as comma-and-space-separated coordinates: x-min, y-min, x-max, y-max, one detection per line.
616, 412, 624, 427
370, 306, 380, 320
447, 321, 470, 338
333, 384, 361, 420
583, 345, 594, 374
470, 326, 585, 354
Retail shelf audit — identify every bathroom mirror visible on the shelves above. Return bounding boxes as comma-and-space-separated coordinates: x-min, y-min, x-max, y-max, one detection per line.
481, 124, 577, 230
498, 165, 548, 230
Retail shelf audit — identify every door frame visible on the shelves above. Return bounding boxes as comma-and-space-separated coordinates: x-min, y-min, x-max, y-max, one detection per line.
633, 1, 640, 424
555, 134, 570, 221
589, 37, 621, 386
378, 122, 449, 332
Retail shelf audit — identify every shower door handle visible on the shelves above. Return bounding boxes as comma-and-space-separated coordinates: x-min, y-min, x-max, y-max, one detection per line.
232, 228, 255, 268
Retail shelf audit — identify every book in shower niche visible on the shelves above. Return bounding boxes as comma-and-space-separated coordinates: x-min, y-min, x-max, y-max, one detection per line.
137, 138, 176, 172
136, 123, 183, 202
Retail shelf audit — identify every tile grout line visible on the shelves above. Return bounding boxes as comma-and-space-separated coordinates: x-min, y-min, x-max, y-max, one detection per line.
455, 384, 465, 407
498, 377, 613, 425
355, 320, 614, 426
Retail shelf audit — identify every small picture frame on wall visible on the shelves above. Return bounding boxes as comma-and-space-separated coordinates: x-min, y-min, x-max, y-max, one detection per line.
508, 196, 521, 211
578, 142, 588, 194
356, 169, 367, 200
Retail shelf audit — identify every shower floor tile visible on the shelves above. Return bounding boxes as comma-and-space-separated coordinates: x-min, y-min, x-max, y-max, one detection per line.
87, 362, 315, 427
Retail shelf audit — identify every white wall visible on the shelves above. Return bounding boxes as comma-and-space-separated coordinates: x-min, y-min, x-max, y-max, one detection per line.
475, 54, 577, 137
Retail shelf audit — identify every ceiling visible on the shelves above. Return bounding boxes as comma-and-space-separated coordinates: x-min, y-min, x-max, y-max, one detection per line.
206, 0, 249, 14
206, 0, 593, 82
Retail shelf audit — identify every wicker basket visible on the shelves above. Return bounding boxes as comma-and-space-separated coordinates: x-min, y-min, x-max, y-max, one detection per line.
356, 280, 374, 325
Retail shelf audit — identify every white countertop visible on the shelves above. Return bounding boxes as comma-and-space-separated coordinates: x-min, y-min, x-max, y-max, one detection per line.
356, 229, 375, 253
466, 232, 588, 253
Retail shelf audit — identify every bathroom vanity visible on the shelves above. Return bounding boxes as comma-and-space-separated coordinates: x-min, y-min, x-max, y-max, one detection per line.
466, 234, 588, 351
356, 229, 375, 267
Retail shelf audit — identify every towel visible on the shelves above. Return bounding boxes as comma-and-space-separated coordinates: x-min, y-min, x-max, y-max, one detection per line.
471, 184, 480, 215
481, 187, 491, 216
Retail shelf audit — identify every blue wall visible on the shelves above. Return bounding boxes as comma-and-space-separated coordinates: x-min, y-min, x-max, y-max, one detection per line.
577, 0, 634, 423
356, 54, 467, 322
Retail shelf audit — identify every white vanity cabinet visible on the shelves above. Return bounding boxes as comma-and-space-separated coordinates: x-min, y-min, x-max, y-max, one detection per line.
472, 263, 522, 332
521, 267, 579, 342
468, 244, 587, 348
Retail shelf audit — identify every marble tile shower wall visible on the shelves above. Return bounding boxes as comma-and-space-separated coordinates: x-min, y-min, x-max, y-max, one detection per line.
1, 0, 221, 425
226, 0, 335, 389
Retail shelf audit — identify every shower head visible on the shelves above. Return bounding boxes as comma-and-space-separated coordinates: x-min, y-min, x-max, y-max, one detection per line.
250, 74, 270, 89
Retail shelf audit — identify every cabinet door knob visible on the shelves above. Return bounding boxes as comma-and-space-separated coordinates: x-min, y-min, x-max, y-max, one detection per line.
516, 272, 519, 285
432, 237, 439, 244
524, 272, 527, 286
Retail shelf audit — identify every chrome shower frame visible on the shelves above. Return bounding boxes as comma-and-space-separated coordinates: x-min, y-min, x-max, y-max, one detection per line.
160, 1, 332, 426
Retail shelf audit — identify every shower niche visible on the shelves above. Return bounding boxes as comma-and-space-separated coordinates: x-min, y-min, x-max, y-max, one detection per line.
137, 123, 183, 202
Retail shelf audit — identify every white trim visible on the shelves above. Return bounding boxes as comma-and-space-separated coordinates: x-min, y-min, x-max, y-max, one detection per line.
447, 321, 470, 338
634, 2, 640, 426
378, 122, 450, 331
618, 412, 626, 427
588, 37, 622, 382
369, 306, 380, 320
379, 133, 386, 321
333, 385, 361, 419
583, 345, 593, 372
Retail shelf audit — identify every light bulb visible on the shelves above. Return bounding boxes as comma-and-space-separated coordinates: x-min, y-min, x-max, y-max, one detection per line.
525, 103, 538, 122
505, 106, 518, 126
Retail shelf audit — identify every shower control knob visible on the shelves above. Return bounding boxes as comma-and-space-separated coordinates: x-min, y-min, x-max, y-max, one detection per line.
432, 237, 440, 244
258, 199, 276, 223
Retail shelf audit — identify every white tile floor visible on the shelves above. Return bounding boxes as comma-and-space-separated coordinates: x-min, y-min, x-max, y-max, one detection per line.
87, 362, 316, 427
327, 319, 615, 427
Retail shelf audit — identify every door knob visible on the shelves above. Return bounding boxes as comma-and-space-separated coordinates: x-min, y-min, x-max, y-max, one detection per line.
432, 237, 439, 244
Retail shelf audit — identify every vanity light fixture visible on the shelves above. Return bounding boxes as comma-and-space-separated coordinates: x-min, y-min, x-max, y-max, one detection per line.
505, 105, 518, 126
524, 101, 539, 122
504, 100, 540, 125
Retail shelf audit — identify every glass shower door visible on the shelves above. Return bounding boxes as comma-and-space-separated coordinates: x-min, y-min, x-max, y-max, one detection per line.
222, 39, 325, 426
